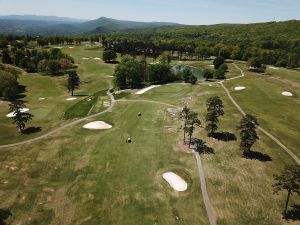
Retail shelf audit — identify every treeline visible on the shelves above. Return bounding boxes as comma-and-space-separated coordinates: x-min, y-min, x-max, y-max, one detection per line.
101, 20, 300, 68
1, 44, 75, 74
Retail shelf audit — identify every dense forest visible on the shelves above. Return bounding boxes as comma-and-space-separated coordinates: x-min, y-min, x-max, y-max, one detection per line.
102, 20, 300, 68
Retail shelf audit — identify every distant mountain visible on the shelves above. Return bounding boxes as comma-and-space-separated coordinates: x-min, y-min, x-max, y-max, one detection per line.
0, 15, 87, 23
0, 16, 180, 35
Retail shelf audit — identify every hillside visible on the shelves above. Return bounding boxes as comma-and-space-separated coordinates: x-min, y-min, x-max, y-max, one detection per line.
0, 16, 180, 35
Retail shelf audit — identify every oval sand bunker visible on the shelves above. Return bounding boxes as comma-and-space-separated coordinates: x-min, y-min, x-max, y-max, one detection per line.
234, 86, 246, 91
282, 91, 293, 97
66, 97, 77, 101
83, 121, 112, 130
162, 172, 187, 192
6, 108, 29, 118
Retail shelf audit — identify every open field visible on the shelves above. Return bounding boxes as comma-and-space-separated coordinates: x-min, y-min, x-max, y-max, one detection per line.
1, 45, 300, 225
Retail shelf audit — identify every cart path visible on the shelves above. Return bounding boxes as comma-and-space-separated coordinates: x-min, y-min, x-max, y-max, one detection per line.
195, 152, 217, 225
220, 64, 300, 165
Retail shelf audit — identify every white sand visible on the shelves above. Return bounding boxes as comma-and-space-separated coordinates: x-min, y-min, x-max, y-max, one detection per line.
82, 57, 90, 60
269, 66, 279, 70
69, 47, 74, 49
66, 97, 77, 101
162, 172, 187, 192
103, 101, 110, 107
83, 121, 112, 130
209, 65, 214, 67
136, 85, 161, 95
6, 108, 29, 118
39, 97, 46, 100
93, 57, 101, 60
282, 91, 293, 97
234, 86, 246, 91
54, 46, 63, 49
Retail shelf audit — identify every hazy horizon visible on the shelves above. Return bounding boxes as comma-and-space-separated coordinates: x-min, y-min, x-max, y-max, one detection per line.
0, 0, 299, 25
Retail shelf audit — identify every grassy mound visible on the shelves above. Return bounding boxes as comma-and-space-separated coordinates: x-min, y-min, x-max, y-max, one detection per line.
64, 90, 107, 119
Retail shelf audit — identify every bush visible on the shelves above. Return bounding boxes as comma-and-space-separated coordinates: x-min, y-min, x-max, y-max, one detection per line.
103, 50, 117, 62
213, 56, 225, 69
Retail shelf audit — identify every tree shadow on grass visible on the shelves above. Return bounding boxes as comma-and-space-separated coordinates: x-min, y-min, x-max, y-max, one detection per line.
0, 209, 12, 225
72, 94, 89, 97
22, 127, 42, 135
201, 146, 215, 155
211, 132, 237, 142
243, 150, 272, 162
283, 205, 300, 221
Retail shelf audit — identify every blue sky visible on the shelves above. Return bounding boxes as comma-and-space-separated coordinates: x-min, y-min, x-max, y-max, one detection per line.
0, 0, 299, 24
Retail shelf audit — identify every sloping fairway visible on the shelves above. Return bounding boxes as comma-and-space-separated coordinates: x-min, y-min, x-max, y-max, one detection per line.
0, 102, 209, 225
122, 83, 300, 224
224, 62, 300, 157
0, 45, 115, 144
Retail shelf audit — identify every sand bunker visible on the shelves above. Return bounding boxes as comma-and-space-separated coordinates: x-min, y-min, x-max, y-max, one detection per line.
163, 172, 187, 192
103, 101, 110, 107
6, 108, 29, 118
282, 91, 293, 97
68, 47, 74, 49
136, 85, 161, 95
234, 86, 246, 91
54, 46, 63, 49
66, 97, 77, 101
39, 97, 46, 100
83, 121, 112, 130
82, 57, 90, 60
93, 57, 101, 60
209, 65, 214, 67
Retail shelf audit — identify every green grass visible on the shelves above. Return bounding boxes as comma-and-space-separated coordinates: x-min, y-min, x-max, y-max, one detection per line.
127, 82, 299, 225
225, 62, 300, 157
1, 47, 300, 225
0, 45, 114, 144
0, 102, 209, 225
64, 90, 108, 119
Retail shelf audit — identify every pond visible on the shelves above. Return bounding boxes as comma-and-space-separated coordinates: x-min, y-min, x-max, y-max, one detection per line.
172, 64, 204, 80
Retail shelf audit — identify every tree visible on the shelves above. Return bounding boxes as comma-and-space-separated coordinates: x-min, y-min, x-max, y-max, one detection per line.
203, 69, 214, 81
248, 57, 266, 73
205, 96, 224, 136
158, 52, 172, 65
186, 111, 201, 147
179, 106, 191, 144
213, 56, 225, 69
273, 165, 300, 215
1, 49, 12, 64
114, 56, 143, 89
237, 114, 259, 156
47, 60, 61, 75
182, 68, 197, 84
148, 63, 172, 84
9, 101, 33, 132
214, 67, 226, 79
0, 70, 19, 99
59, 58, 73, 70
67, 70, 80, 96
103, 50, 117, 62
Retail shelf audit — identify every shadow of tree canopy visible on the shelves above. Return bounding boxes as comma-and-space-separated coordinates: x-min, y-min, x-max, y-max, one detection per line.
243, 150, 272, 162
211, 132, 237, 142
283, 205, 300, 221
22, 127, 42, 135
0, 209, 12, 225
